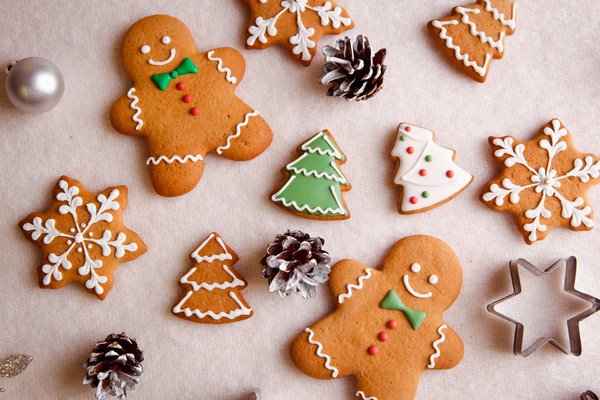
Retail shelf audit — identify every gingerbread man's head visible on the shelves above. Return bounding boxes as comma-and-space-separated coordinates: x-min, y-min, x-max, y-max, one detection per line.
290, 235, 464, 400
120, 15, 197, 82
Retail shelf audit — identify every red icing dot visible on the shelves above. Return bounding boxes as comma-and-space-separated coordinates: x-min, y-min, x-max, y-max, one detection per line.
419, 169, 427, 176
387, 320, 397, 329
190, 107, 200, 116
446, 170, 455, 178
176, 82, 185, 91
368, 346, 379, 355
378, 332, 389, 342
410, 196, 418, 204
405, 125, 411, 132
407, 147, 415, 154
183, 94, 192, 103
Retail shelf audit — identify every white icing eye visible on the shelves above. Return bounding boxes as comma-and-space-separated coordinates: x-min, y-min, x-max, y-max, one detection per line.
411, 263, 421, 273
429, 275, 439, 285
162, 36, 170, 44
141, 45, 150, 54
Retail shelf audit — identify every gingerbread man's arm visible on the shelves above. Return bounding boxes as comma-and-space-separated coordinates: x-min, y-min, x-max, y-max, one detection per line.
427, 323, 464, 370
202, 47, 246, 88
109, 90, 145, 137
328, 259, 377, 305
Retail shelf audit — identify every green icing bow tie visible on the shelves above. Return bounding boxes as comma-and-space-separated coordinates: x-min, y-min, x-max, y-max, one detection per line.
380, 290, 427, 331
151, 58, 198, 91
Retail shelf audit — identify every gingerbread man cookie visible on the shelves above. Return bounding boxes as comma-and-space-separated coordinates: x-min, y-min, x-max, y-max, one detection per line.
290, 235, 464, 400
241, 0, 354, 66
110, 15, 273, 197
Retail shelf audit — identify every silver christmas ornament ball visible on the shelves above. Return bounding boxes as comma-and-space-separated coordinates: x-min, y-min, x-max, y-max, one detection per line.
5, 57, 64, 114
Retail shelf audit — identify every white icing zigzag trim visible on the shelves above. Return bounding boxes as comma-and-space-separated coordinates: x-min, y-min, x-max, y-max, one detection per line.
272, 177, 347, 215
356, 391, 378, 400
305, 327, 338, 378
146, 154, 203, 165
483, 0, 517, 30
428, 324, 447, 368
286, 154, 348, 183
172, 290, 252, 320
216, 110, 260, 155
338, 268, 371, 303
456, 7, 505, 52
207, 50, 237, 84
180, 265, 244, 291
191, 234, 232, 263
301, 131, 343, 159
126, 87, 143, 130
431, 20, 491, 77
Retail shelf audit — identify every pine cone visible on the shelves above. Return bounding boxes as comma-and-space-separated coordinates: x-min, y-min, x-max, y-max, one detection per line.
261, 230, 332, 299
582, 391, 599, 400
83, 333, 144, 400
319, 35, 386, 101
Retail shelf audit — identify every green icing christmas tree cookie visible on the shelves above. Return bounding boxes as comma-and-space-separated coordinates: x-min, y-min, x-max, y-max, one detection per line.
271, 130, 351, 220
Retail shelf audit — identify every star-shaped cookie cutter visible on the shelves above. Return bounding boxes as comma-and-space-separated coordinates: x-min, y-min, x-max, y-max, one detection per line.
487, 257, 600, 356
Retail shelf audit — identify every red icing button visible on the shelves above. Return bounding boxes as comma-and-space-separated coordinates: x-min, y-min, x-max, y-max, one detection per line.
419, 169, 427, 176
406, 147, 415, 154
190, 107, 200, 116
387, 320, 397, 329
409, 196, 418, 204
183, 94, 192, 103
368, 346, 379, 355
176, 82, 185, 91
446, 170, 455, 178
405, 125, 411, 132
378, 332, 389, 342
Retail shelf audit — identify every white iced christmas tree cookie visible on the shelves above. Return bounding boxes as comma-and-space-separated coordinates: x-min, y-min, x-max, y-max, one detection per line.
391, 123, 473, 214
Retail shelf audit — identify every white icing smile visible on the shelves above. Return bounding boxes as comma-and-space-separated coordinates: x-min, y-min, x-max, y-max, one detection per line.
148, 48, 176, 65
403, 275, 432, 298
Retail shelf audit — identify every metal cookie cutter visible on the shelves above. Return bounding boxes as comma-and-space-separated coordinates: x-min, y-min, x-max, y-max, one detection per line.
243, 389, 260, 400
487, 257, 600, 357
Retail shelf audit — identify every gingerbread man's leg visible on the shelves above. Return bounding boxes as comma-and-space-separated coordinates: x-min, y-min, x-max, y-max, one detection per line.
147, 157, 205, 197
215, 110, 273, 161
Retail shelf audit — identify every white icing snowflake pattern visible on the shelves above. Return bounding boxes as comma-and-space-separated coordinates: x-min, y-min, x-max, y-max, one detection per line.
22, 180, 139, 295
483, 119, 600, 243
246, 0, 352, 63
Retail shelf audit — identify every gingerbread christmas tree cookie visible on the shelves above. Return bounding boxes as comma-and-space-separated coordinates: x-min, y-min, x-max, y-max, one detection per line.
110, 15, 272, 197
391, 123, 473, 214
481, 119, 600, 244
172, 233, 253, 324
241, 0, 354, 66
271, 130, 351, 220
428, 0, 517, 82
19, 176, 147, 300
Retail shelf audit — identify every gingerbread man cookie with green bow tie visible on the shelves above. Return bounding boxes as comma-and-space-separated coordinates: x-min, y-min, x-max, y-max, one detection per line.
290, 235, 464, 400
110, 14, 273, 197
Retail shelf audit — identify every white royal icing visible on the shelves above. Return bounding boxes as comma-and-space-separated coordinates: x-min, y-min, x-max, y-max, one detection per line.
356, 392, 377, 400
431, 19, 490, 77
272, 179, 347, 215
403, 275, 432, 299
455, 7, 505, 52
148, 48, 176, 66
146, 154, 203, 165
305, 327, 338, 378
391, 123, 473, 212
216, 110, 260, 155
338, 268, 371, 304
483, 0, 517, 30
207, 50, 237, 84
126, 87, 143, 131
191, 233, 233, 263
285, 153, 347, 183
179, 265, 244, 291
172, 290, 252, 320
428, 324, 447, 368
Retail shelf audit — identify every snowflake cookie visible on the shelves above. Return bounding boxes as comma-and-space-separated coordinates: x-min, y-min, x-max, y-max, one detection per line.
241, 0, 354, 66
19, 176, 147, 300
481, 119, 600, 245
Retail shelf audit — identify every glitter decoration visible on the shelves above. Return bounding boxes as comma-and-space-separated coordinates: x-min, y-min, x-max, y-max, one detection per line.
0, 355, 33, 378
